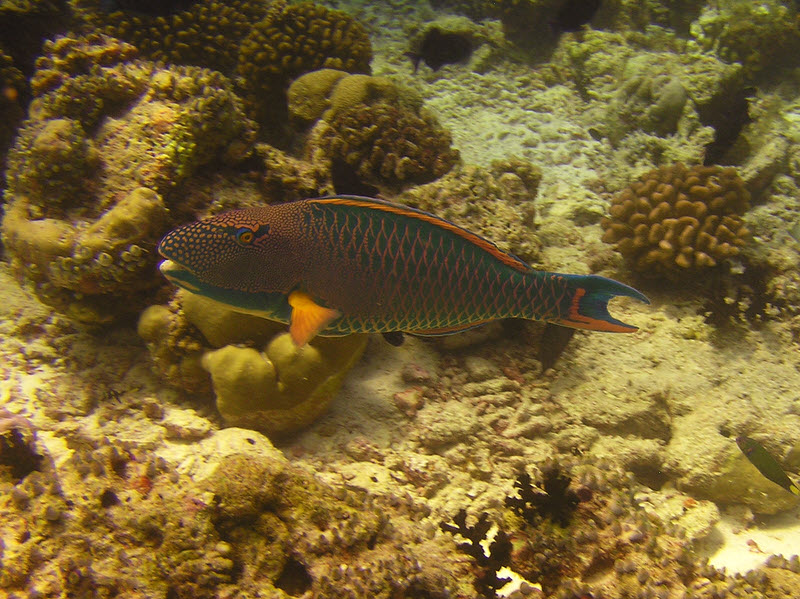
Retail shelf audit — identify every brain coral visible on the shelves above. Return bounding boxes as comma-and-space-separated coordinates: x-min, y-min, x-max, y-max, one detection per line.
601, 163, 750, 275
310, 100, 460, 191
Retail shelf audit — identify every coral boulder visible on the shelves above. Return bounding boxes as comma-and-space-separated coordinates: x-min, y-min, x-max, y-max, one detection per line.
601, 163, 750, 275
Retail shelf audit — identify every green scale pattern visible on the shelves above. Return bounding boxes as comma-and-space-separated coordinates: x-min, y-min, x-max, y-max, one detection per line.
301, 198, 574, 335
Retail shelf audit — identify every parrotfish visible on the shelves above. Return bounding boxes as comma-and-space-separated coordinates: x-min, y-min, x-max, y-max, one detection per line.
736, 435, 800, 496
158, 196, 648, 347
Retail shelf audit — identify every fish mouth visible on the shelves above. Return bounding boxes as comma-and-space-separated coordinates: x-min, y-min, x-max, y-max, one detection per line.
159, 259, 201, 293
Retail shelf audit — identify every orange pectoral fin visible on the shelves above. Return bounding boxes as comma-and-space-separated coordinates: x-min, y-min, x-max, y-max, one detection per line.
288, 291, 341, 346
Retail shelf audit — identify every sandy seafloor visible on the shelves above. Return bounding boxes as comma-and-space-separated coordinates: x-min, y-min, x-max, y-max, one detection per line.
3, 0, 800, 597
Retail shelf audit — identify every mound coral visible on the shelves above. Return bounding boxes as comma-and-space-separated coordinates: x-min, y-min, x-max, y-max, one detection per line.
236, 0, 372, 128
310, 100, 460, 191
601, 163, 750, 275
288, 70, 411, 123
1, 35, 256, 322
139, 291, 367, 436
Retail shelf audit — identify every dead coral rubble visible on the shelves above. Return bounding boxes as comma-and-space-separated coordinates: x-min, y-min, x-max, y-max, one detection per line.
0, 428, 473, 598
601, 163, 750, 276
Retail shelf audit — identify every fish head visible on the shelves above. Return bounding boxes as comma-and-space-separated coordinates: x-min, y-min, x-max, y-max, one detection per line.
158, 206, 304, 306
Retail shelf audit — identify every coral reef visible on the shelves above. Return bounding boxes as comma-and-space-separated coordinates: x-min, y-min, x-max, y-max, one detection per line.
69, 0, 270, 74
236, 0, 372, 129
309, 99, 460, 191
1, 35, 256, 322
601, 163, 750, 276
436, 457, 800, 598
0, 425, 473, 598
691, 0, 800, 81
140, 291, 368, 436
397, 159, 542, 266
256, 142, 335, 203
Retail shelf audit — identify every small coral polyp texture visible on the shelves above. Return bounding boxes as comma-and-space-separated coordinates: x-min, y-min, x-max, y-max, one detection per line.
236, 0, 372, 126
601, 163, 750, 275
69, 0, 270, 74
316, 100, 460, 189
1, 34, 256, 323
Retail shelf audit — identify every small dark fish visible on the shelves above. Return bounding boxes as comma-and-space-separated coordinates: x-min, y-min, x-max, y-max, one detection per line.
553, 0, 601, 33
736, 435, 800, 496
406, 28, 474, 72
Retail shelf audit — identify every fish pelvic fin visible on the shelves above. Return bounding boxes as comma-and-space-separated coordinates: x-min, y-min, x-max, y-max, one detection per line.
288, 290, 340, 347
552, 274, 649, 333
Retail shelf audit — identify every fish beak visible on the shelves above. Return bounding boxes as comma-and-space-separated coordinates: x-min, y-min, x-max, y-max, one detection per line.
159, 259, 201, 293
158, 259, 178, 277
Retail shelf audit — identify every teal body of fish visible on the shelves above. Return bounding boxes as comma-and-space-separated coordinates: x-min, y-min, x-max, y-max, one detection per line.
158, 196, 648, 346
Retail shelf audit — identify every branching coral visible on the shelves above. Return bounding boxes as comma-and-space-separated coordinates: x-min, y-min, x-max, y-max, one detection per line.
601, 163, 750, 275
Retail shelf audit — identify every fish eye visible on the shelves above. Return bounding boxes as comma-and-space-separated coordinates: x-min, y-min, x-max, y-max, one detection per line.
236, 228, 254, 245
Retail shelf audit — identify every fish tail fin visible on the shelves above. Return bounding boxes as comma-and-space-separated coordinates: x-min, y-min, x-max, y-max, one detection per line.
552, 274, 649, 333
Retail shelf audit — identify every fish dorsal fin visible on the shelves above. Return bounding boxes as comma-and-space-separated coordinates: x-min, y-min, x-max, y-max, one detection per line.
288, 290, 340, 346
308, 196, 531, 273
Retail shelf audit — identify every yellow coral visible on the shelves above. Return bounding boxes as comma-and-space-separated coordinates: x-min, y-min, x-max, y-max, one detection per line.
140, 291, 368, 436
203, 332, 367, 436
601, 163, 750, 275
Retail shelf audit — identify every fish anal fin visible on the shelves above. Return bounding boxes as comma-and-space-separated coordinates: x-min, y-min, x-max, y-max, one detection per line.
288, 291, 340, 347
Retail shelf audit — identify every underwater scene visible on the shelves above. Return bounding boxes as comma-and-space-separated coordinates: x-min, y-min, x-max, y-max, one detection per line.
3, 0, 800, 597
